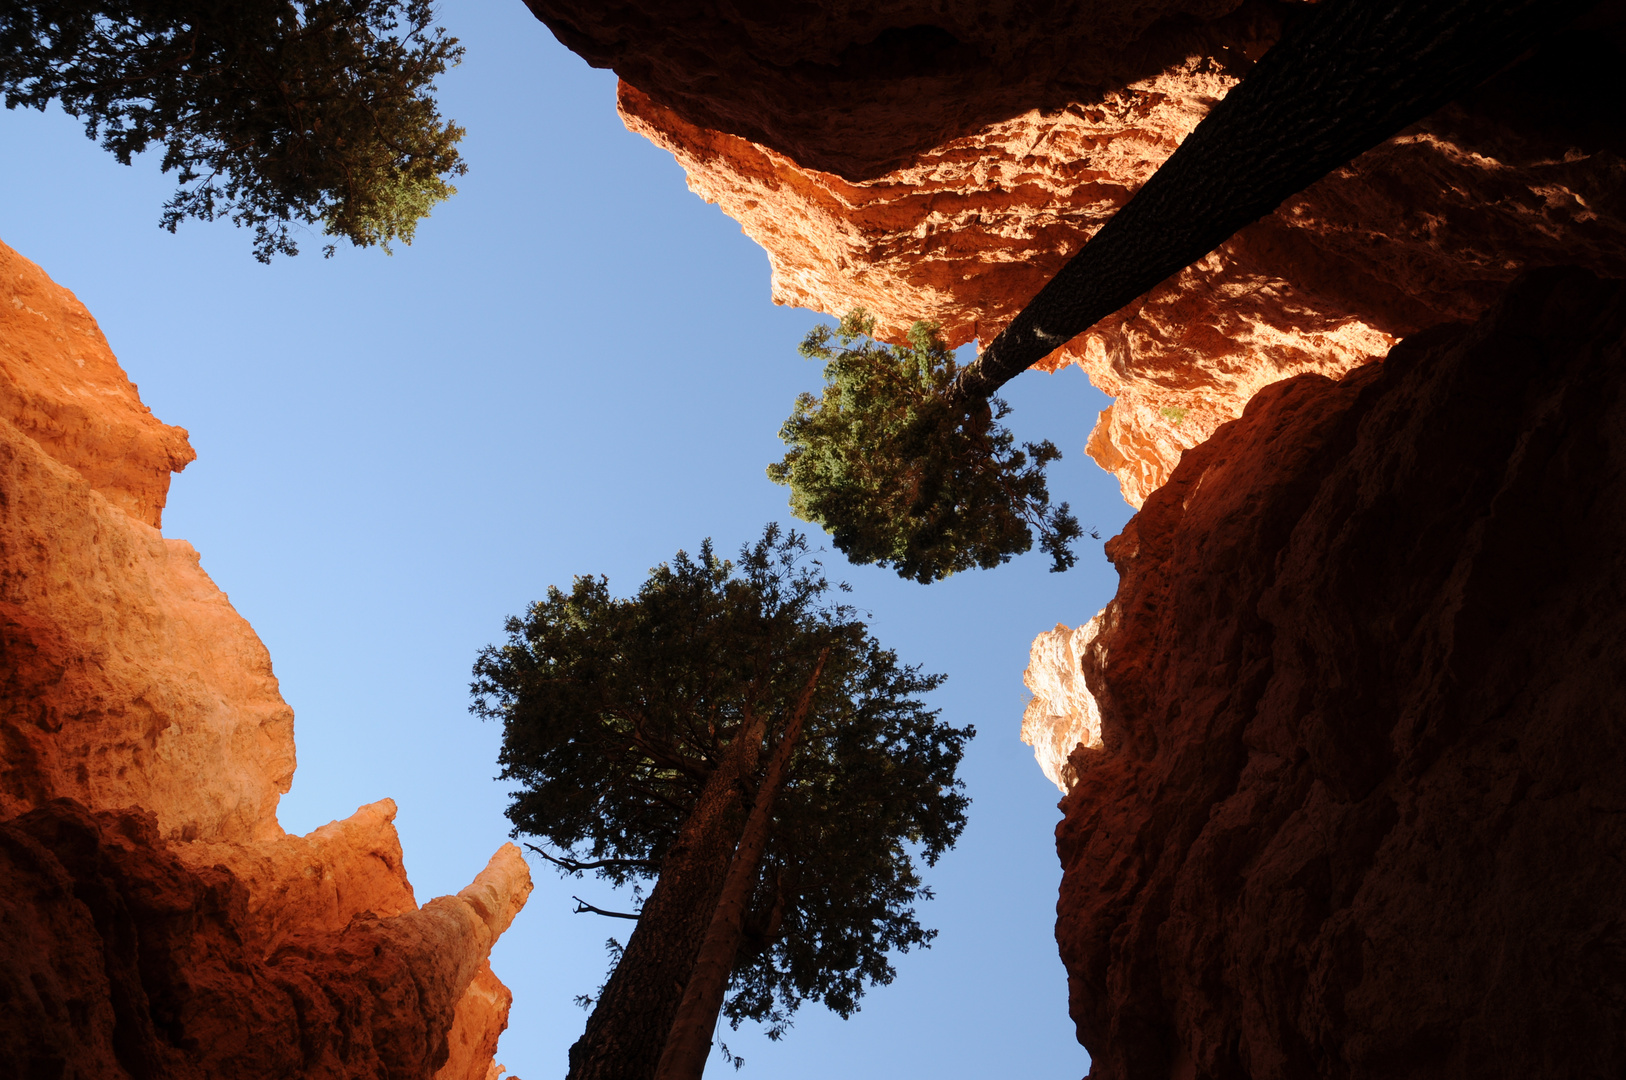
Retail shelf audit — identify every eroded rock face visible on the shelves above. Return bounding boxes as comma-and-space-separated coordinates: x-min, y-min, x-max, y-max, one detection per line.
525, 0, 1282, 182
0, 801, 530, 1080
0, 240, 532, 1079
1, 240, 291, 842
1021, 619, 1105, 794
0, 239, 194, 528
1055, 269, 1626, 1079
177, 797, 419, 946
597, 7, 1626, 503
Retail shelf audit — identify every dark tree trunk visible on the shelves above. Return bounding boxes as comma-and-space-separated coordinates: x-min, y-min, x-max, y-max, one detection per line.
565, 710, 768, 1080
655, 654, 826, 1080
950, 0, 1600, 405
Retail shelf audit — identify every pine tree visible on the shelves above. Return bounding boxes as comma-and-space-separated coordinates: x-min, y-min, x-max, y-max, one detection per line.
769, 311, 1081, 583
471, 525, 972, 1079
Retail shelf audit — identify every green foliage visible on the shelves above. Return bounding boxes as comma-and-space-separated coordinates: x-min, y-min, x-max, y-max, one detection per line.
1160, 405, 1188, 425
470, 524, 973, 1034
768, 310, 1082, 583
1, 0, 465, 260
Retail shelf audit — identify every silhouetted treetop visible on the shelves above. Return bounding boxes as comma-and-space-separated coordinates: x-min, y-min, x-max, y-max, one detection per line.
471, 525, 973, 1056
769, 311, 1081, 584
1, 0, 466, 260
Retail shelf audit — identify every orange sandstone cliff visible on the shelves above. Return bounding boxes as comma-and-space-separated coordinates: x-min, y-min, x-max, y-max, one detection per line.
536, 1, 1626, 503
0, 239, 531, 1080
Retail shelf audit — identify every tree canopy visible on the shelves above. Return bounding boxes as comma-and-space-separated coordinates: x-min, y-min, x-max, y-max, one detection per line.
0, 0, 465, 260
768, 311, 1082, 583
471, 525, 973, 1051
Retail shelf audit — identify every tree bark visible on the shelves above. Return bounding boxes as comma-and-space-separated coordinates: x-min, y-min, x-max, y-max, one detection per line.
566, 709, 768, 1080
654, 653, 827, 1080
948, 0, 1600, 406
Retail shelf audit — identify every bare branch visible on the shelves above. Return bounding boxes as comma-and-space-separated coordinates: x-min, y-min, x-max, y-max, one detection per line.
572, 896, 641, 920
525, 842, 656, 875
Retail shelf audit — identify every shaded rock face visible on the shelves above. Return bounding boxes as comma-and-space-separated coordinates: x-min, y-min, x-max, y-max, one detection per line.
0, 800, 528, 1080
555, 3, 1626, 503
0, 240, 532, 1080
1056, 269, 1626, 1079
524, 0, 1285, 181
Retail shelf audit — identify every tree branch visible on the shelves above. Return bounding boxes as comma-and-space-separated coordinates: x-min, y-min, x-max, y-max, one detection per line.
572, 895, 642, 920
525, 842, 656, 875
624, 710, 712, 783
621, 778, 691, 813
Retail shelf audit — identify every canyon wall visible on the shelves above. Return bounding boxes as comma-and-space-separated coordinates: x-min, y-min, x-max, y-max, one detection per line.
527, 3, 1626, 1076
524, 0, 1286, 182
1055, 267, 1626, 1078
536, 1, 1626, 502
0, 239, 531, 1080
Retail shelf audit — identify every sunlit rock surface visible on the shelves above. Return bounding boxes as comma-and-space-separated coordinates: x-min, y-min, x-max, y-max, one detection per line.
1021, 619, 1104, 794
571, 5, 1626, 504
0, 238, 194, 529
0, 240, 531, 1079
1056, 269, 1626, 1078
0, 237, 286, 839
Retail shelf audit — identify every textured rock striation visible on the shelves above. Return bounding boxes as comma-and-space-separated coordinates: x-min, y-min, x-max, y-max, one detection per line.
1054, 269, 1626, 1078
538, 2, 1626, 503
0, 239, 531, 1080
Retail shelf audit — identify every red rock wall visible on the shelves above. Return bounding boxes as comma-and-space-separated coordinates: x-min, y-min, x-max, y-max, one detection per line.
0, 800, 527, 1080
524, 0, 1285, 181
1021, 620, 1105, 794
0, 239, 292, 840
0, 238, 194, 529
1056, 268, 1626, 1078
0, 240, 531, 1080
537, 1, 1626, 503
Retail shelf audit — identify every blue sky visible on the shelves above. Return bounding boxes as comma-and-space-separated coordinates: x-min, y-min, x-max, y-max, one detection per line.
0, 5, 1133, 1076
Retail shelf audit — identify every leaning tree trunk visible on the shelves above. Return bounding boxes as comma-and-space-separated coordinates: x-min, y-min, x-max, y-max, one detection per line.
655, 653, 827, 1080
948, 0, 1601, 405
566, 709, 769, 1080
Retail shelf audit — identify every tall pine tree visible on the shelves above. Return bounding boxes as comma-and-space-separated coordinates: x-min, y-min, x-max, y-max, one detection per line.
471, 525, 972, 1079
